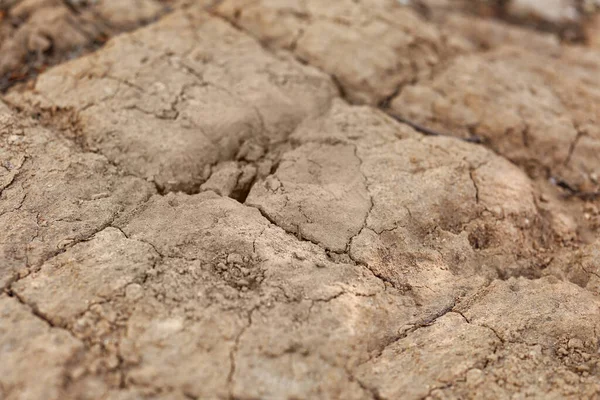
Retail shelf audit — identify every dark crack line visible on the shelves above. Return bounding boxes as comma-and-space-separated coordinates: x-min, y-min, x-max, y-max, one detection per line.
550, 176, 600, 200
247, 202, 327, 250
344, 143, 374, 251
0, 159, 26, 197
469, 168, 480, 204
4, 210, 123, 293
357, 300, 458, 369
110, 225, 165, 261
388, 112, 484, 144
581, 265, 600, 281
564, 127, 584, 166
227, 306, 258, 399
351, 374, 383, 400
4, 289, 61, 329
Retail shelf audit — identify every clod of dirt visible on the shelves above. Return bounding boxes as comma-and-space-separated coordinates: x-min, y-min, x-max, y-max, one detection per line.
8, 7, 337, 193
434, 278, 600, 399
390, 45, 600, 188
8, 190, 407, 398
257, 100, 562, 298
11, 227, 159, 327
0, 0, 170, 91
216, 0, 460, 105
545, 240, 600, 294
458, 277, 600, 347
0, 295, 83, 400
0, 105, 155, 290
200, 160, 258, 202
247, 142, 371, 252
356, 312, 501, 399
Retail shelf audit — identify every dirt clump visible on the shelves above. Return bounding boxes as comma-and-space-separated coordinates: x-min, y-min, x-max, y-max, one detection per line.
2, 1, 600, 399
390, 45, 600, 189
216, 0, 460, 105
0, 0, 172, 91
0, 103, 155, 290
7, 6, 337, 192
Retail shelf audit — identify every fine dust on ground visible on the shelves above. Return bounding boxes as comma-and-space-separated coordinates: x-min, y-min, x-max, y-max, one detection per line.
1, 0, 600, 399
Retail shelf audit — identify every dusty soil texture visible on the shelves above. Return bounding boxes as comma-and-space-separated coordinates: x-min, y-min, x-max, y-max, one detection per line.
2, 1, 600, 399
0, 0, 184, 91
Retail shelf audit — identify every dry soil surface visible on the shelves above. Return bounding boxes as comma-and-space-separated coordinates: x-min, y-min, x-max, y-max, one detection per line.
2, 1, 600, 399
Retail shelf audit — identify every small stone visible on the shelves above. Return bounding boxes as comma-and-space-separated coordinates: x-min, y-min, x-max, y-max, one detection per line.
57, 238, 73, 249
16, 268, 29, 279
237, 141, 265, 161
227, 253, 244, 265
575, 364, 590, 372
466, 368, 484, 386
558, 347, 569, 356
568, 338, 584, 350
265, 176, 281, 191
27, 33, 52, 53
106, 355, 120, 370
217, 262, 227, 271
70, 366, 87, 380
125, 283, 144, 301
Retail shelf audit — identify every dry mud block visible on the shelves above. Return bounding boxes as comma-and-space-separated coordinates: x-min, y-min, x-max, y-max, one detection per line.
359, 277, 600, 399
0, 295, 84, 400
0, 0, 171, 90
391, 45, 600, 188
215, 0, 463, 105
4, 101, 599, 399
0, 103, 155, 290
9, 6, 337, 192
546, 240, 600, 295
249, 100, 573, 289
214, 0, 591, 104
215, 1, 600, 189
9, 192, 407, 399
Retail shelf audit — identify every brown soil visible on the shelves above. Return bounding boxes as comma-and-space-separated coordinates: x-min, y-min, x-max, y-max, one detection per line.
1, 1, 600, 399
0, 0, 177, 91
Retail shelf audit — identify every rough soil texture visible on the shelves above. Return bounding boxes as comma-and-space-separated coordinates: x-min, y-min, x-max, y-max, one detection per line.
0, 0, 178, 91
2, 1, 600, 400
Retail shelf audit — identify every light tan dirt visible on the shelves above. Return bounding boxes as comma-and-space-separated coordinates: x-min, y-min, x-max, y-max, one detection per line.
0, 0, 166, 90
0, 0, 216, 91
2, 1, 600, 400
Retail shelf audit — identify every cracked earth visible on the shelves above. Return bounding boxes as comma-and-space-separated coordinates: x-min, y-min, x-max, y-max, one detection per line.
2, 0, 600, 399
